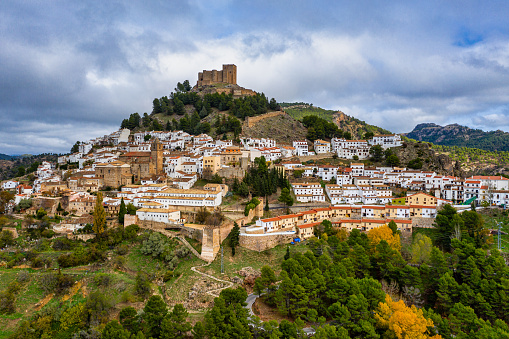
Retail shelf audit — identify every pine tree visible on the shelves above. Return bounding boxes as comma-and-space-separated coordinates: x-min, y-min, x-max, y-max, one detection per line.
93, 192, 106, 234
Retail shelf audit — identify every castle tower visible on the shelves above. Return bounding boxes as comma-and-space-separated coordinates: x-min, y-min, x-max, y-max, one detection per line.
197, 64, 237, 87
222, 64, 237, 85
151, 138, 164, 175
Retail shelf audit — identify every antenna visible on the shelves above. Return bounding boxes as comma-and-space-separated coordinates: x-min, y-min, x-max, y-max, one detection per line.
221, 246, 224, 274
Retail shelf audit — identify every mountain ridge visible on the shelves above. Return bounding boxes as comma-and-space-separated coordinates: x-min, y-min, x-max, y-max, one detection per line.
406, 122, 509, 152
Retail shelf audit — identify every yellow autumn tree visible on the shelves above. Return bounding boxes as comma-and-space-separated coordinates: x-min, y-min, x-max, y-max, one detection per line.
367, 225, 401, 252
375, 295, 442, 339
93, 192, 106, 234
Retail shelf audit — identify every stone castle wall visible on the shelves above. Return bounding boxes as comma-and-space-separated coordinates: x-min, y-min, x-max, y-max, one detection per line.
198, 64, 237, 87
412, 217, 435, 228
246, 111, 286, 128
239, 233, 294, 252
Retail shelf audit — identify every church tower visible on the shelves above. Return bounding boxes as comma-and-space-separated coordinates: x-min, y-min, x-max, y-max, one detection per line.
151, 138, 164, 175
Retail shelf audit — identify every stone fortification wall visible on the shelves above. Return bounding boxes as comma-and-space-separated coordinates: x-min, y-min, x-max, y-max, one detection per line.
240, 233, 294, 252
217, 167, 245, 180
198, 64, 237, 86
246, 111, 286, 128
412, 217, 435, 228
68, 234, 95, 241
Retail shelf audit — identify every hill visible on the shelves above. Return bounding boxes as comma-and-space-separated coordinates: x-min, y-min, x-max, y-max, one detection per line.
281, 103, 392, 139
406, 123, 509, 152
0, 154, 13, 161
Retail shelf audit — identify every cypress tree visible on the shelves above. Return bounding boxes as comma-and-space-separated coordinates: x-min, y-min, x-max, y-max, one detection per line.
93, 192, 106, 234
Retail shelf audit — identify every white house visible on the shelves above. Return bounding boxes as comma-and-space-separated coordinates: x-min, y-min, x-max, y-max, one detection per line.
2, 180, 18, 190
293, 141, 309, 156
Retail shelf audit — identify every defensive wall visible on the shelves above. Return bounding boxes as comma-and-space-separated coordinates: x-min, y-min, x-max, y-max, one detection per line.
246, 111, 286, 128
240, 232, 295, 252
122, 201, 263, 262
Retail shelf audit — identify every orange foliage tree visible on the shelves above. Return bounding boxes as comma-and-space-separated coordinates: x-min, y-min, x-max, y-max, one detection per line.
367, 225, 401, 252
375, 295, 441, 339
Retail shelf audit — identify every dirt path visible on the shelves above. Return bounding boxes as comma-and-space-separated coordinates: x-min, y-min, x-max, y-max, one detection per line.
190, 262, 234, 297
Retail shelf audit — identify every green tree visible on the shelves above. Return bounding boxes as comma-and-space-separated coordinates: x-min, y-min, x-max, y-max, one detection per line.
411, 233, 433, 264
143, 295, 167, 338
192, 321, 206, 339
434, 204, 459, 251
118, 198, 127, 225
93, 192, 106, 234
134, 272, 151, 299
127, 203, 137, 215
102, 320, 131, 339
386, 154, 400, 167
119, 306, 139, 334
369, 145, 384, 162
228, 222, 240, 256
0, 230, 15, 248
160, 304, 192, 338
278, 188, 294, 209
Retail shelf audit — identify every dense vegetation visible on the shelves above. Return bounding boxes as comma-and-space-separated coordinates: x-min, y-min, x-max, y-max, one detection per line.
282, 103, 392, 139
300, 115, 347, 141
231, 157, 290, 198
432, 144, 509, 168
407, 122, 509, 152
0, 154, 59, 182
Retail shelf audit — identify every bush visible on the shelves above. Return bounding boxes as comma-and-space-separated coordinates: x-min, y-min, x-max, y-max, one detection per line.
0, 290, 15, 314
94, 273, 111, 287
52, 237, 74, 251
163, 271, 174, 282
116, 244, 129, 255
134, 272, 151, 299
175, 247, 190, 259
41, 229, 55, 238
17, 270, 30, 283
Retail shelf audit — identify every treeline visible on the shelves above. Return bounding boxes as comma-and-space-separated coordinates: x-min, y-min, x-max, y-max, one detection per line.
433, 144, 509, 167
301, 115, 349, 141
152, 80, 279, 120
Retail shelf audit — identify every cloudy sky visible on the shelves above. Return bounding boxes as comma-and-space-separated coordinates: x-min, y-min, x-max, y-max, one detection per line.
2, 1, 509, 154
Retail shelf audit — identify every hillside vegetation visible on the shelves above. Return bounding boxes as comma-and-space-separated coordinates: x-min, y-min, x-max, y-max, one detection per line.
406, 123, 509, 152
281, 103, 392, 139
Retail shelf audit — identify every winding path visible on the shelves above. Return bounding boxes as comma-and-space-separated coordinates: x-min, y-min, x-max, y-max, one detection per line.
190, 262, 234, 297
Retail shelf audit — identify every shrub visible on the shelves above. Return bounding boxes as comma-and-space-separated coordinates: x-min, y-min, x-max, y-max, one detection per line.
94, 273, 111, 287
175, 247, 190, 259
163, 271, 174, 282
134, 272, 151, 299
116, 244, 129, 255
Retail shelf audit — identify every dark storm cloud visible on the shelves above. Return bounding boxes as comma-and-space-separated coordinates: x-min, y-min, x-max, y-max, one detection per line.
2, 1, 509, 154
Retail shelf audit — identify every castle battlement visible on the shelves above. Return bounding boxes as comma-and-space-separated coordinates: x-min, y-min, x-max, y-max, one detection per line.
197, 64, 237, 87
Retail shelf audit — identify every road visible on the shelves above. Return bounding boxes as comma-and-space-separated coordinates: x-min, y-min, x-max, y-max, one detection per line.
245, 293, 316, 335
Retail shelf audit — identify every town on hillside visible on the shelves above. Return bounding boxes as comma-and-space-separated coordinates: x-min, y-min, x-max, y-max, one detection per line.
2, 64, 509, 339
2, 121, 505, 256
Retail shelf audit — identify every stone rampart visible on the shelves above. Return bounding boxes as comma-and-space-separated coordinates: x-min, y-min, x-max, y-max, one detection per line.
412, 217, 435, 228
246, 111, 286, 128
239, 233, 294, 252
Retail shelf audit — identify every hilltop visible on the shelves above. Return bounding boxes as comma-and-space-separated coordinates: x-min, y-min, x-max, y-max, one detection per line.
406, 122, 509, 152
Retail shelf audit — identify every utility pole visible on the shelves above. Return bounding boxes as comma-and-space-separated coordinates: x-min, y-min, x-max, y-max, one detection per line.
498, 222, 502, 251
221, 246, 224, 274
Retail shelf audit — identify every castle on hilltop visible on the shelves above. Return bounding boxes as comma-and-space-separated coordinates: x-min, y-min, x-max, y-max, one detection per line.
197, 64, 237, 87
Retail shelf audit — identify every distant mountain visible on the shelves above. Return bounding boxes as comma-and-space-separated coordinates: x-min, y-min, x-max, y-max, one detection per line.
0, 153, 13, 160
406, 123, 509, 152
281, 103, 392, 139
